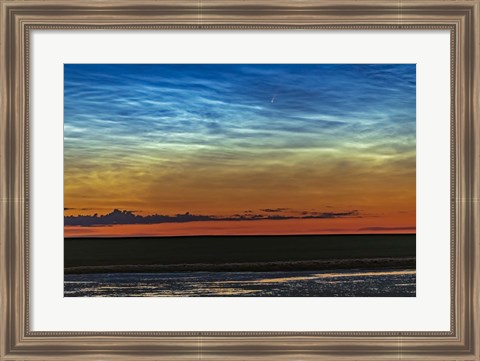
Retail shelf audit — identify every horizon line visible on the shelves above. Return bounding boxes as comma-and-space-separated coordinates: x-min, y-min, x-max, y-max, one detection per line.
64, 232, 416, 239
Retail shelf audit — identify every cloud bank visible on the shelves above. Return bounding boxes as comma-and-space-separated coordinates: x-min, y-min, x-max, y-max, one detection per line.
64, 209, 360, 227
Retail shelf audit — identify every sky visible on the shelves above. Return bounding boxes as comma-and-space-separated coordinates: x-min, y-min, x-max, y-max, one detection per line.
64, 64, 416, 237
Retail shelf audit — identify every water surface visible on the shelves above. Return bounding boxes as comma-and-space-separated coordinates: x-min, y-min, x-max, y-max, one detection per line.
64, 268, 415, 297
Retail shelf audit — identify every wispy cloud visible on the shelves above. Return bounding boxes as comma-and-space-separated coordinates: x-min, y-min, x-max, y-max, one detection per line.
64, 207, 96, 211
64, 64, 416, 164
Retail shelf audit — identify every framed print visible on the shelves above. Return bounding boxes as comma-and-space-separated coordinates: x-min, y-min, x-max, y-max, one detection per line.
1, 0, 479, 360
63, 63, 416, 298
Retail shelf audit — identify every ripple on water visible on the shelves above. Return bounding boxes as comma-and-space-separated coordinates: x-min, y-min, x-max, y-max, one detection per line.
64, 269, 416, 297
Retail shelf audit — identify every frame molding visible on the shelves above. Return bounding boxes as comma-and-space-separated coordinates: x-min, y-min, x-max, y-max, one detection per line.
1, 1, 479, 360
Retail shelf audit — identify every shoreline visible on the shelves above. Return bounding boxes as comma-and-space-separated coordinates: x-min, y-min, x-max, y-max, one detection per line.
65, 256, 415, 275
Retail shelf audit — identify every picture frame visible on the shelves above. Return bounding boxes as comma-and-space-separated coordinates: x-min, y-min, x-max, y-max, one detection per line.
0, 0, 478, 360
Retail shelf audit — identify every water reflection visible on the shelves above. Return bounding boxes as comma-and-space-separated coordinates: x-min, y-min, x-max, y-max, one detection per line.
64, 269, 415, 297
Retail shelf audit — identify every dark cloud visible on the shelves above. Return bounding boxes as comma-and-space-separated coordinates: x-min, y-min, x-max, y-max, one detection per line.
65, 208, 361, 227
301, 210, 360, 219
259, 208, 289, 213
301, 210, 359, 218
64, 209, 214, 227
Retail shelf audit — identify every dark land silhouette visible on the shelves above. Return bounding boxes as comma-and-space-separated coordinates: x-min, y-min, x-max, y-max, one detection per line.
64, 233, 415, 274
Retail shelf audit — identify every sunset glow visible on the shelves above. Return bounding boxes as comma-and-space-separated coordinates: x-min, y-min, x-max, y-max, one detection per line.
64, 64, 416, 237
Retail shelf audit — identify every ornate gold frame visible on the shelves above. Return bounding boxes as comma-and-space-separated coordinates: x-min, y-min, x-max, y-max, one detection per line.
1, 1, 479, 360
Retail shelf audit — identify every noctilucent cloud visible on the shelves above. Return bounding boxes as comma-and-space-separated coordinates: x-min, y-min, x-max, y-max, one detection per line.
64, 64, 416, 237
